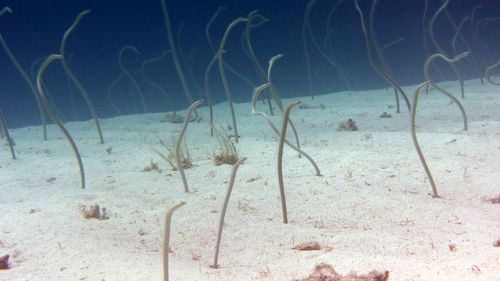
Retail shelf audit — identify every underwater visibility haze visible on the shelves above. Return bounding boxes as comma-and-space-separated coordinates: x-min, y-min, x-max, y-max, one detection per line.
0, 0, 498, 127
0, 0, 500, 280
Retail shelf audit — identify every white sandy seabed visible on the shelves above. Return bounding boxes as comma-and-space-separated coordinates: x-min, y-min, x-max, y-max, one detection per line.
0, 79, 499, 281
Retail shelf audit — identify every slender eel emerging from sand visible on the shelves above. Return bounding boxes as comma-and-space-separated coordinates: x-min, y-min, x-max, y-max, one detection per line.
302, 0, 315, 99
428, 0, 466, 99
0, 6, 12, 17
0, 110, 15, 160
118, 45, 148, 113
216, 17, 248, 143
267, 54, 301, 156
160, 0, 194, 108
61, 10, 104, 144
277, 101, 302, 224
140, 50, 176, 114
37, 54, 85, 189
0, 33, 47, 141
243, 10, 273, 114
354, 0, 411, 113
251, 84, 321, 177
106, 72, 125, 115
176, 100, 203, 193
485, 59, 500, 86
204, 54, 218, 137
211, 157, 246, 268
163, 202, 186, 281
424, 52, 469, 130
410, 81, 440, 198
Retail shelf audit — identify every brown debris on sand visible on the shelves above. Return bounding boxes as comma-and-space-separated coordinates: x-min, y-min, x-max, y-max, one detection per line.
0, 254, 9, 270
294, 263, 389, 281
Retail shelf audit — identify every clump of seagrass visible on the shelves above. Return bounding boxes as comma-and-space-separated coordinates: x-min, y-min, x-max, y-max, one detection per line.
154, 138, 192, 171
162, 113, 184, 124
37, 54, 86, 189
211, 157, 246, 269
292, 241, 322, 251
482, 195, 500, 204
294, 263, 389, 281
494, 238, 500, 247
163, 202, 185, 281
143, 159, 161, 173
161, 112, 197, 124
211, 125, 239, 166
298, 103, 325, 110
379, 112, 391, 118
337, 119, 358, 131
79, 204, 109, 220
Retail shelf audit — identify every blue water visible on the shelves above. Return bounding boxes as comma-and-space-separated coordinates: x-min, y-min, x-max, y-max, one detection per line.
0, 0, 499, 128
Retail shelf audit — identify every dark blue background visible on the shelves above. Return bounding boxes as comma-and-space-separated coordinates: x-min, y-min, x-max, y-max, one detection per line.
0, 0, 499, 128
